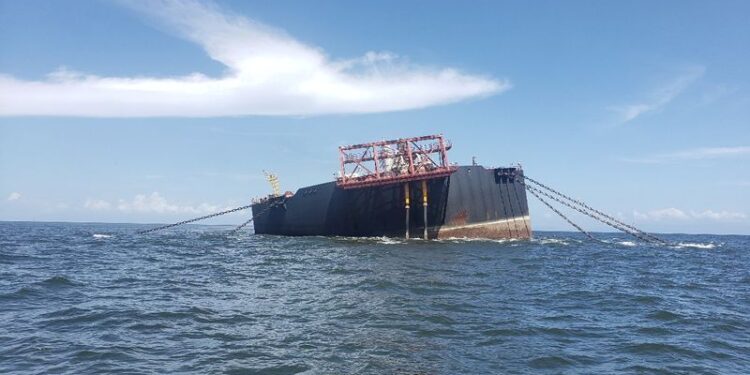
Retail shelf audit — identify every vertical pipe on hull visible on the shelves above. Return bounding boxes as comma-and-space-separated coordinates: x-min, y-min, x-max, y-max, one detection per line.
404, 183, 410, 239
422, 179, 428, 240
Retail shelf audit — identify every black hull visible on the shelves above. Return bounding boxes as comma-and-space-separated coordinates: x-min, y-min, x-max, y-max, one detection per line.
251, 165, 531, 239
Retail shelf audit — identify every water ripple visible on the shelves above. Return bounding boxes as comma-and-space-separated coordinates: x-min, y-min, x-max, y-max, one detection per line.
0, 222, 748, 374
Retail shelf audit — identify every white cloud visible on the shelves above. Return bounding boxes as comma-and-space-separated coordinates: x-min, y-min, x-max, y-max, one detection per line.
621, 146, 750, 163
84, 192, 239, 216
634, 208, 689, 221
609, 66, 705, 124
0, 0, 507, 117
634, 208, 746, 221
665, 146, 750, 160
7, 192, 21, 201
116, 192, 223, 214
84, 198, 112, 210
692, 210, 747, 220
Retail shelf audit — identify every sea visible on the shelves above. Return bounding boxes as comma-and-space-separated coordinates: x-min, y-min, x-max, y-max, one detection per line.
1, 221, 748, 374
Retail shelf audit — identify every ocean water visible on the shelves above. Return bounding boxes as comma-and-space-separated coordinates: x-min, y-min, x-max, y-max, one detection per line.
1, 222, 749, 374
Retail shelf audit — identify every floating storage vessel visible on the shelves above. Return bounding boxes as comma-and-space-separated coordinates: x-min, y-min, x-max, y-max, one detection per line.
251, 135, 531, 239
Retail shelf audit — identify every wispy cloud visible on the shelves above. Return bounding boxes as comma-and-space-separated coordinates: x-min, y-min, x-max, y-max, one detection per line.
621, 146, 750, 164
701, 84, 739, 105
609, 66, 705, 124
0, 0, 507, 117
84, 199, 112, 210
116, 192, 223, 214
84, 192, 231, 215
6, 192, 21, 201
634, 208, 747, 221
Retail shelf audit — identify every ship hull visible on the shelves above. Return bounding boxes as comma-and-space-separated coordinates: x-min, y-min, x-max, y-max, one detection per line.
251, 165, 531, 239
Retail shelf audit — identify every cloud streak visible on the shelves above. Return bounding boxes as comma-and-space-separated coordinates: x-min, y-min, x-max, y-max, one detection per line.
85, 192, 229, 215
621, 146, 750, 163
0, 0, 507, 117
84, 199, 112, 210
634, 208, 747, 221
609, 66, 705, 124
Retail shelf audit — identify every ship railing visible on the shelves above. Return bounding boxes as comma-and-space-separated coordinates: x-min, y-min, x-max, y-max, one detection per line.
342, 143, 452, 164
337, 165, 457, 189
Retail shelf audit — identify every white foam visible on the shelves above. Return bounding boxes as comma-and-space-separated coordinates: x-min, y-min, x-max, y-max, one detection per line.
437, 237, 519, 244
537, 238, 570, 246
375, 237, 404, 245
93, 234, 112, 239
674, 242, 717, 249
329, 235, 405, 245
617, 241, 637, 247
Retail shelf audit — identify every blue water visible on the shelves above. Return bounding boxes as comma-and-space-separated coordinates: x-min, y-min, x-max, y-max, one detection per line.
1, 221, 749, 374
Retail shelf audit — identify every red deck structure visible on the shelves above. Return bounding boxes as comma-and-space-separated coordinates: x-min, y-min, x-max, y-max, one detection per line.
336, 134, 458, 189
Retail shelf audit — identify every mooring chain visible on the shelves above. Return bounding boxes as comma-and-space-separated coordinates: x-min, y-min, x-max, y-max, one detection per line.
524, 183, 656, 243
525, 185, 598, 242
525, 176, 646, 235
135, 204, 255, 234
135, 193, 288, 236
230, 216, 257, 234
526, 184, 652, 243
534, 177, 666, 244
229, 201, 283, 234
523, 175, 667, 244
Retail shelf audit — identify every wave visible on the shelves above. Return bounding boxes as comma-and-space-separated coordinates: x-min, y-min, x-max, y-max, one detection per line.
536, 238, 574, 246
375, 237, 405, 245
326, 235, 407, 245
1, 276, 76, 301
39, 275, 76, 287
528, 355, 574, 369
597, 239, 639, 247
434, 236, 523, 245
673, 242, 719, 249
93, 234, 112, 239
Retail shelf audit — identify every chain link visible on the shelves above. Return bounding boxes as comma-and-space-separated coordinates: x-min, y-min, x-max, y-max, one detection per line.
522, 181, 659, 243
523, 175, 667, 244
525, 185, 597, 242
135, 198, 286, 235
527, 184, 651, 242
229, 201, 281, 234
136, 204, 255, 234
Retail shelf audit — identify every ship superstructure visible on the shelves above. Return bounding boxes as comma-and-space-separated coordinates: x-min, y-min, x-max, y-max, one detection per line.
251, 134, 531, 240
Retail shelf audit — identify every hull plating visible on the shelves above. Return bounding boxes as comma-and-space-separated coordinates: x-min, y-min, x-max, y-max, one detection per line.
251, 165, 531, 239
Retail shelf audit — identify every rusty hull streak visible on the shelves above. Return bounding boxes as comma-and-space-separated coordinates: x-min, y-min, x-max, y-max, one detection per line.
433, 216, 532, 240
447, 209, 469, 226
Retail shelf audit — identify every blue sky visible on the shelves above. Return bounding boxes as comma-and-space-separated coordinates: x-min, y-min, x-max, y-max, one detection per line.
1, 0, 748, 234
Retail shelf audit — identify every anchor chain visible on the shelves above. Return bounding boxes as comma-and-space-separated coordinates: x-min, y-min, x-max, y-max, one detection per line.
229, 201, 283, 234
524, 183, 656, 243
521, 180, 660, 244
525, 185, 597, 242
523, 175, 667, 244
136, 204, 255, 234
136, 198, 286, 235
230, 216, 257, 234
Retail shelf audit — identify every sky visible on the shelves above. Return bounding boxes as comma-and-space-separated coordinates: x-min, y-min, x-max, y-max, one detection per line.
0, 0, 748, 234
